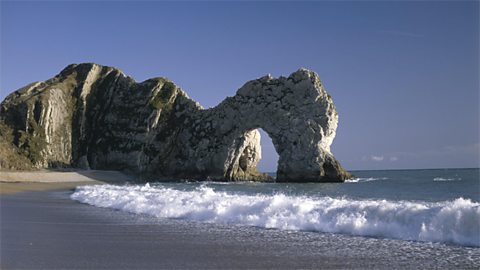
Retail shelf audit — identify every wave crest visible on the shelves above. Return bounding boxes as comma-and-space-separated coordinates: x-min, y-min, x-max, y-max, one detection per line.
71, 184, 480, 247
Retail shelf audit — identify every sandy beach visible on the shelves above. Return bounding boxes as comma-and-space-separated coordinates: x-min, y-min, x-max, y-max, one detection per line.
0, 170, 134, 194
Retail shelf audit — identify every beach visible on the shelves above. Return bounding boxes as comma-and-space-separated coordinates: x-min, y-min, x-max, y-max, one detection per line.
1, 170, 479, 269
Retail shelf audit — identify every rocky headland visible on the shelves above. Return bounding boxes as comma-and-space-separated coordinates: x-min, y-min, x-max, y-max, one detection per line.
0, 63, 351, 182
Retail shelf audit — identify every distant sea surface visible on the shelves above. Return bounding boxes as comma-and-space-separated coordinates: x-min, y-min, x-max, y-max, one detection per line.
71, 168, 480, 266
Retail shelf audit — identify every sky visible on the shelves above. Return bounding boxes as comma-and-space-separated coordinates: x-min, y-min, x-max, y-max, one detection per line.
1, 1, 478, 171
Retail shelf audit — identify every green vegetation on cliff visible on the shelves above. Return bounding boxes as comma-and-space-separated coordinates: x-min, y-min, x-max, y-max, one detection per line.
0, 121, 34, 170
149, 80, 177, 110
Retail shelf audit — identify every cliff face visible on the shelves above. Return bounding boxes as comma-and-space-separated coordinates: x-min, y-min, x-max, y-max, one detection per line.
0, 63, 351, 182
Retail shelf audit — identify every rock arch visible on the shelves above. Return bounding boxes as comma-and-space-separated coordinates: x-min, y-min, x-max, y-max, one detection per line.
186, 69, 351, 182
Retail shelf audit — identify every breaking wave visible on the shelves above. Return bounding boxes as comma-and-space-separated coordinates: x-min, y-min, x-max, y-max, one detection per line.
71, 184, 480, 247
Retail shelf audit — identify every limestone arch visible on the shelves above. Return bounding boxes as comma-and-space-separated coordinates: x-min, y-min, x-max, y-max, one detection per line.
198, 69, 351, 182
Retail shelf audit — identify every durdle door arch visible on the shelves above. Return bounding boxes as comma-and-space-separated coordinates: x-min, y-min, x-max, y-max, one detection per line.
190, 69, 352, 182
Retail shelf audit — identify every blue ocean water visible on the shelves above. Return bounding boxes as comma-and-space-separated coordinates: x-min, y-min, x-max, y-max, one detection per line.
72, 168, 480, 248
263, 168, 479, 202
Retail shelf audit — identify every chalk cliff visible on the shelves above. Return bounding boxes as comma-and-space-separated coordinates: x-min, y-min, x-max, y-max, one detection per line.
0, 63, 351, 182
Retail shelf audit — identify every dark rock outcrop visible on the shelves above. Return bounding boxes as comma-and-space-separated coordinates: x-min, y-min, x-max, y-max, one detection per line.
0, 63, 351, 182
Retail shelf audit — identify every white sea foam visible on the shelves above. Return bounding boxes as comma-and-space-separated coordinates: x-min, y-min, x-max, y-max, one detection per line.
433, 177, 462, 182
345, 177, 388, 183
71, 184, 480, 247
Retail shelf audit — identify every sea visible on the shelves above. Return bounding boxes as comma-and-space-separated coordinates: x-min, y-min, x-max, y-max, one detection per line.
71, 168, 480, 267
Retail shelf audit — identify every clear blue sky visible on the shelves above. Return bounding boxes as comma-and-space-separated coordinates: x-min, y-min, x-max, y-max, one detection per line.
1, 1, 478, 171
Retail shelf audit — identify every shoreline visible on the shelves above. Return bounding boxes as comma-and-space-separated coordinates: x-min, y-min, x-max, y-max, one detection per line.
0, 170, 134, 194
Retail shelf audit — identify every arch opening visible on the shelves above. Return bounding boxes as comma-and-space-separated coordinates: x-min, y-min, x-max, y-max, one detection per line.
256, 128, 279, 179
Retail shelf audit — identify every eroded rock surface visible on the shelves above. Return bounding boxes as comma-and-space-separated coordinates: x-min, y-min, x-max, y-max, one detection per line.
0, 63, 351, 182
